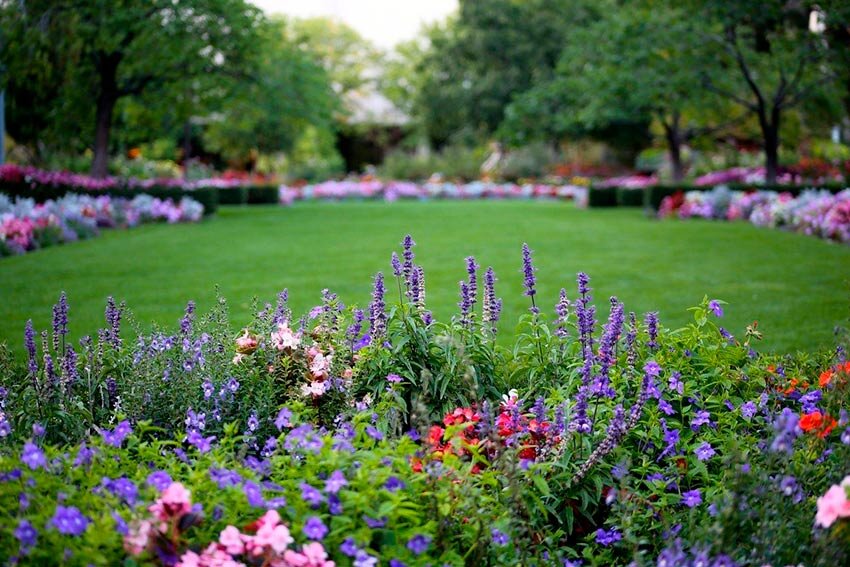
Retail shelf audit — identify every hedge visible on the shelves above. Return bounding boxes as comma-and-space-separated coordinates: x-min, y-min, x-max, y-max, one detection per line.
246, 185, 279, 205
587, 186, 618, 208
216, 186, 249, 206
616, 187, 645, 207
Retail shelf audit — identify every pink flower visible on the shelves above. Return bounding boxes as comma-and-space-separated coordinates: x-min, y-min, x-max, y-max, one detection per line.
815, 478, 850, 528
149, 482, 192, 521
219, 525, 245, 555
271, 323, 301, 351
123, 520, 152, 555
235, 330, 258, 354
301, 542, 334, 566
176, 550, 201, 567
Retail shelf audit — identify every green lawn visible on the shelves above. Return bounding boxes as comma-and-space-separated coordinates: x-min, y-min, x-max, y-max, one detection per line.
2, 201, 849, 357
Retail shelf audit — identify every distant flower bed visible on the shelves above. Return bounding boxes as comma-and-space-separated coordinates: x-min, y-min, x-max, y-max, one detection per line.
0, 163, 244, 192
278, 180, 588, 205
0, 192, 203, 256
659, 186, 850, 244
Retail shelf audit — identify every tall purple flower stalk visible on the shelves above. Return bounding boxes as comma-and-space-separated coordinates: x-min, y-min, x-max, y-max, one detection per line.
402, 235, 415, 289
273, 289, 289, 325
52, 292, 68, 352
555, 289, 570, 338
25, 320, 38, 377
391, 252, 402, 278
465, 256, 478, 308
458, 281, 472, 327
415, 266, 426, 311
408, 264, 421, 303
482, 267, 501, 333
346, 309, 365, 348
575, 273, 596, 358
625, 312, 638, 372
521, 243, 538, 314
63, 346, 78, 388
369, 273, 386, 343
104, 296, 123, 348
645, 312, 659, 350
180, 301, 195, 337
591, 298, 624, 398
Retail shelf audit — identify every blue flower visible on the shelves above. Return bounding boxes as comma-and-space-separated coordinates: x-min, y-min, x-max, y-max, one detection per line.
407, 534, 431, 555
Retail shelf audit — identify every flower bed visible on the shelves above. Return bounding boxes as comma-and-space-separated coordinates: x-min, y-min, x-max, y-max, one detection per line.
659, 186, 850, 244
0, 193, 203, 256
0, 239, 848, 565
277, 180, 588, 205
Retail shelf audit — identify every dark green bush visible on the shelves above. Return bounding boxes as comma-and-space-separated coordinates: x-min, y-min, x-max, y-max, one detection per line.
588, 186, 618, 207
217, 186, 249, 205
246, 185, 279, 204
615, 187, 645, 207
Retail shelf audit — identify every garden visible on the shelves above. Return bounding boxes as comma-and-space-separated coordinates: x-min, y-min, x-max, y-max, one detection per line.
2, 1, 850, 566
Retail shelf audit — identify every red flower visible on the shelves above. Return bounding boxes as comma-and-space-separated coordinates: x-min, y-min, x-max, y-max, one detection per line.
800, 411, 837, 438
819, 369, 834, 388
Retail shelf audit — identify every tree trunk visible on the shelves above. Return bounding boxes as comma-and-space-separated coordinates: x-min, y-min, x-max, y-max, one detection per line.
91, 54, 120, 179
183, 119, 192, 180
663, 115, 684, 183
760, 106, 781, 185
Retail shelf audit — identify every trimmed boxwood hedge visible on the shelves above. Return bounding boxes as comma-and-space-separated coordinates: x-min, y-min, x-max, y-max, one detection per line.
615, 187, 645, 207
587, 186, 618, 208
217, 186, 249, 206
246, 185, 279, 204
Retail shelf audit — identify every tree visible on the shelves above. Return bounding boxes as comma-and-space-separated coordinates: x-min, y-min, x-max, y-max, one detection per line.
695, 1, 832, 183
1, 0, 263, 177
503, 5, 737, 181
415, 0, 604, 146
288, 17, 381, 99
201, 16, 339, 167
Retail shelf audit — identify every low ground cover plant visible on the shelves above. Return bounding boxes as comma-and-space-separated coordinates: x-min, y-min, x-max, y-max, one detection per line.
0, 238, 847, 565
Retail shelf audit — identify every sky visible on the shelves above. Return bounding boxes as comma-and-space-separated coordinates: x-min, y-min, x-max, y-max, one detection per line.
250, 0, 458, 48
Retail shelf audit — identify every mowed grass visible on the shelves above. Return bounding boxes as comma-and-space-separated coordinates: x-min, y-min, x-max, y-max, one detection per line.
1, 200, 849, 357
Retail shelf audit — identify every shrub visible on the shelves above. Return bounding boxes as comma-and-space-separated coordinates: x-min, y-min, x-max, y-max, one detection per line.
588, 186, 618, 207
615, 187, 645, 207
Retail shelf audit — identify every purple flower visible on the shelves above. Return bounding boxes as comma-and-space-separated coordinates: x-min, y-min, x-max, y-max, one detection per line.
521, 243, 538, 313
353, 550, 378, 567
681, 489, 702, 508
384, 476, 405, 492
74, 443, 96, 467
482, 266, 501, 330
25, 320, 38, 376
691, 410, 712, 431
694, 442, 716, 461
365, 425, 383, 441
147, 471, 172, 491
657, 398, 675, 416
112, 512, 129, 535
611, 462, 628, 480
406, 534, 431, 555
247, 411, 259, 432
102, 476, 138, 506
244, 481, 265, 508
708, 300, 723, 317
491, 528, 510, 546
50, 505, 90, 536
391, 252, 402, 277
389, 560, 407, 567
187, 431, 216, 453
841, 427, 850, 445
386, 373, 402, 383
643, 360, 661, 378
325, 470, 348, 494
328, 493, 343, 515
363, 515, 387, 528
368, 273, 387, 342
645, 312, 659, 349
740, 401, 757, 419
667, 372, 683, 395
274, 407, 293, 430
303, 516, 328, 540
14, 519, 37, 551
300, 482, 325, 507
21, 442, 46, 470
340, 537, 359, 557
770, 408, 800, 454
209, 468, 242, 489
595, 527, 622, 546
101, 420, 132, 448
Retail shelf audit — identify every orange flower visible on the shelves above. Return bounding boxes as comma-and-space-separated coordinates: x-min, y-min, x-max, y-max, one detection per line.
820, 369, 834, 388
782, 378, 799, 395
800, 411, 838, 438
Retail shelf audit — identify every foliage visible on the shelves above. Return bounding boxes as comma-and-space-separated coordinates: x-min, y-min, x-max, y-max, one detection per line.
0, 241, 848, 565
